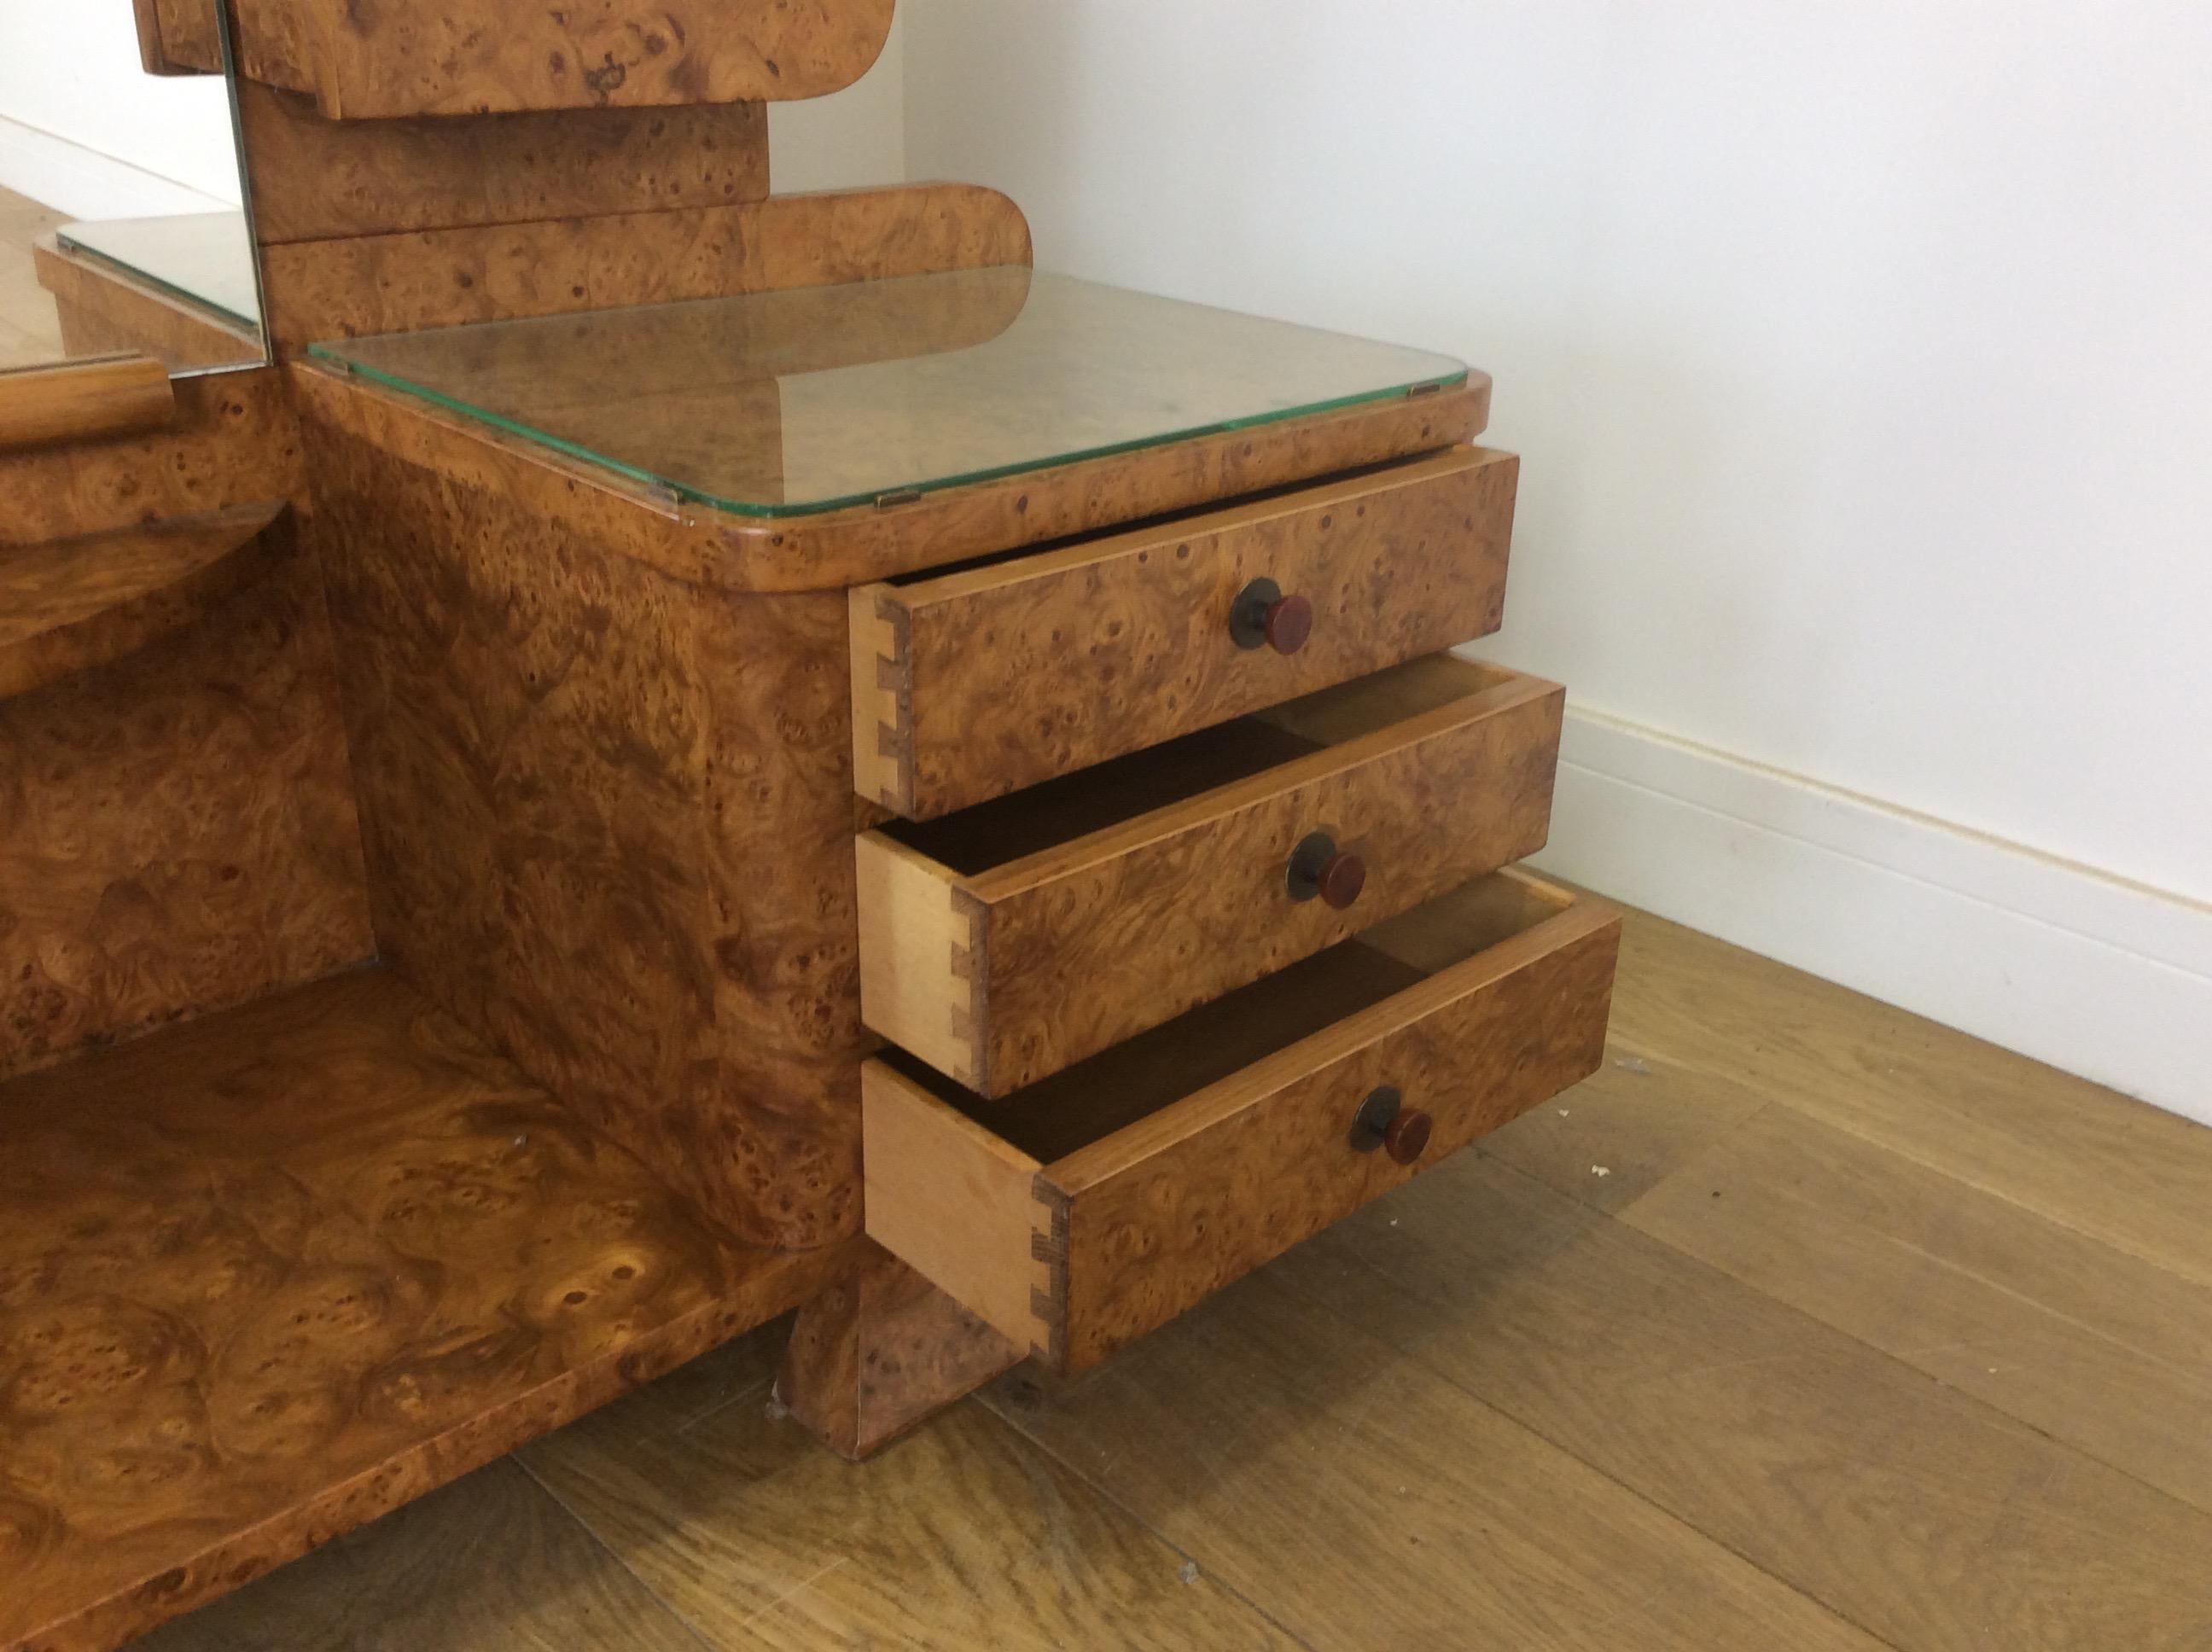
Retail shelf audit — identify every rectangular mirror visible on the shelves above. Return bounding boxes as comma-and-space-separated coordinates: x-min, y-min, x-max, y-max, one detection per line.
0, 1, 264, 375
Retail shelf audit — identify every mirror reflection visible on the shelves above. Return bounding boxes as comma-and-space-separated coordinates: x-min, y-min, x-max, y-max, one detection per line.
0, 3, 263, 375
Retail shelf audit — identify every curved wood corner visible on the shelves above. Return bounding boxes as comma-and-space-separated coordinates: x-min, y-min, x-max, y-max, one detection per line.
0, 501, 288, 701
226, 0, 898, 118
0, 356, 176, 453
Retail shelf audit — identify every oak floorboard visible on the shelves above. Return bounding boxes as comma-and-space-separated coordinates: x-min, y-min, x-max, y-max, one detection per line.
984, 1268, 1888, 1651
1621, 1103, 2212, 1518
1603, 907, 2212, 1288
134, 1458, 708, 1652
515, 1374, 1300, 1650
1479, 1035, 1773, 1214
1278, 1149, 2212, 1652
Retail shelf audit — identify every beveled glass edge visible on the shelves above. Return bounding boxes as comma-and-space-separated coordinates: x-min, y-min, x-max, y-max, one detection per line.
51, 230, 262, 334
306, 344, 1472, 521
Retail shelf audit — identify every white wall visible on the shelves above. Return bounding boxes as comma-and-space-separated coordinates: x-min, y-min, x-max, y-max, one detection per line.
903, 1, 2212, 1120
0, 9, 241, 212
771, 10, 907, 191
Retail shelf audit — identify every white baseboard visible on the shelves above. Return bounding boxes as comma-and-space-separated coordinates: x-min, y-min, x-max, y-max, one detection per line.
0, 116, 230, 221
1528, 703, 2212, 1128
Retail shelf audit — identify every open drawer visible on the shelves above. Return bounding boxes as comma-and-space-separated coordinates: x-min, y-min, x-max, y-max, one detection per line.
852, 446, 1521, 818
863, 870, 1619, 1374
858, 653, 1564, 1096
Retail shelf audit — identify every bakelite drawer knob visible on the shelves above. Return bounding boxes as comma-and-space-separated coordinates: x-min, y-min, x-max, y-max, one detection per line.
1230, 578, 1313, 654
1349, 1085, 1432, 1165
1383, 1109, 1434, 1166
1287, 831, 1366, 909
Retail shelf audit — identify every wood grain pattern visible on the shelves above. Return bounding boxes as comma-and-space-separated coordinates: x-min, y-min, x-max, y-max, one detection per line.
131, 0, 220, 76
856, 447, 1521, 817
32, 242, 259, 375
0, 512, 372, 1079
1606, 904, 2212, 1291
0, 357, 173, 451
236, 82, 771, 244
260, 183, 1032, 351
1621, 1101, 2212, 1520
777, 1244, 1022, 1462
62, 892, 2212, 1649
986, 1269, 1890, 1652
133, 1459, 713, 1652
301, 399, 868, 1248
1287, 1148, 2212, 1652
860, 1063, 1052, 1350
0, 503, 283, 700
0, 368, 300, 546
0, 969, 855, 1652
696, 585, 873, 1244
220, 0, 896, 118
861, 656, 1565, 1094
737, 381, 1491, 591
516, 1351, 1297, 1651
864, 875, 1619, 1371
291, 362, 1485, 594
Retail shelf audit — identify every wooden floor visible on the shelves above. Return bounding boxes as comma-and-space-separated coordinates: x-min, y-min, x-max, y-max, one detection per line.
119, 895, 2212, 1650
0, 185, 66, 368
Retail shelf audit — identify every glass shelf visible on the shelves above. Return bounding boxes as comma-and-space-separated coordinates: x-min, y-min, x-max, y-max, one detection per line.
310, 268, 1468, 519
55, 212, 262, 334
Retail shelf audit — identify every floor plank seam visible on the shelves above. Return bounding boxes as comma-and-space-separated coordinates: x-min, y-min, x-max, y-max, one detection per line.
1484, 1152, 2212, 1573
509, 1451, 727, 1652
1318, 1169, 1924, 1651
1611, 1130, 2212, 1401
671, 1374, 779, 1442
972, 1392, 1330, 1652
1749, 1092, 2212, 1295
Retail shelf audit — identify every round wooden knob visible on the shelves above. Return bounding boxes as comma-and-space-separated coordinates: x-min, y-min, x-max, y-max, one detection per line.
1263, 593, 1313, 655
1229, 577, 1314, 654
1315, 849, 1365, 910
1350, 1088, 1435, 1164
1287, 832, 1365, 908
1382, 1108, 1433, 1166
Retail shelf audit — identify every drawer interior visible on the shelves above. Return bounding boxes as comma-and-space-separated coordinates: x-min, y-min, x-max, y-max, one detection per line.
879, 652, 1512, 877
880, 869, 1572, 1160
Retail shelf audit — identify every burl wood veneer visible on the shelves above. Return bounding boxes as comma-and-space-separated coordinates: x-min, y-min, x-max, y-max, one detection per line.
865, 873, 1619, 1373
776, 1243, 1022, 1462
0, 969, 858, 1652
2, 18, 1616, 1636
859, 655, 1566, 1095
237, 82, 771, 244
147, 0, 895, 117
0, 358, 173, 453
257, 183, 1033, 352
0, 503, 281, 699
0, 371, 371, 1080
298, 388, 869, 1249
0, 369, 297, 542
852, 446, 1522, 817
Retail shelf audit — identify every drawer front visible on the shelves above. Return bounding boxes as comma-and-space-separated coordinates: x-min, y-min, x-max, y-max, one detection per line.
857, 657, 1563, 1096
851, 445, 1518, 819
863, 875, 1620, 1373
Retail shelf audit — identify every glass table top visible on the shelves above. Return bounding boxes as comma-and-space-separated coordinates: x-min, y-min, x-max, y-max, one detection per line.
310, 268, 1468, 519
56, 212, 261, 333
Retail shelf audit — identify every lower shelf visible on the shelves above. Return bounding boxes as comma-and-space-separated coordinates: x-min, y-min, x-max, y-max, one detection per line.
0, 969, 852, 1652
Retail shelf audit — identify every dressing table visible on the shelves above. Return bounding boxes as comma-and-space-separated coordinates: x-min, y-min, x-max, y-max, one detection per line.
0, 5, 1616, 1647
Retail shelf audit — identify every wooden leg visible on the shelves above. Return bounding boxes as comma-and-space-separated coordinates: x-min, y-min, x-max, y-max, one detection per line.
778, 1242, 1022, 1460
